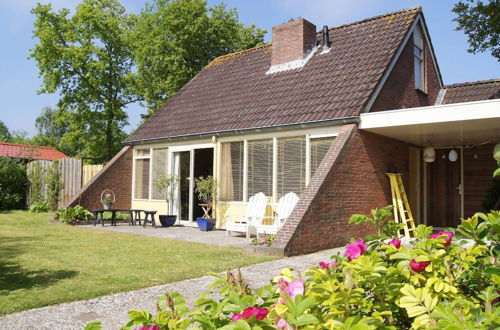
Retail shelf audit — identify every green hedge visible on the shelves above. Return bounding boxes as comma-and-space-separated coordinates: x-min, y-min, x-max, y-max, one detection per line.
0, 157, 28, 210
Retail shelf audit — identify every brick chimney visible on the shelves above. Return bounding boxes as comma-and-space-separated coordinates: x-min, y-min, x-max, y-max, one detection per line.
271, 18, 317, 67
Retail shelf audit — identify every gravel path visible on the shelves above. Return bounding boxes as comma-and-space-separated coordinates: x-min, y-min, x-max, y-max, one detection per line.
0, 247, 343, 330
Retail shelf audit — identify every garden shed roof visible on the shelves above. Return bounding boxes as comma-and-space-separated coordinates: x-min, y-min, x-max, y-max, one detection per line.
0, 142, 69, 160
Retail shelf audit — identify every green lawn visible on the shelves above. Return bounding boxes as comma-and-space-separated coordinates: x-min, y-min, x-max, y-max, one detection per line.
0, 211, 276, 315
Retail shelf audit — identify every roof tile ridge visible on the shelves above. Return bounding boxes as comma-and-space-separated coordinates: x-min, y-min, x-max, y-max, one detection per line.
326, 6, 421, 32
0, 141, 55, 150
205, 43, 271, 69
444, 78, 500, 88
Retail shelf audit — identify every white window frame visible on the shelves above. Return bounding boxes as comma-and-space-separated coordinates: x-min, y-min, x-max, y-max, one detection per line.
414, 24, 425, 92
218, 131, 338, 202
132, 148, 152, 201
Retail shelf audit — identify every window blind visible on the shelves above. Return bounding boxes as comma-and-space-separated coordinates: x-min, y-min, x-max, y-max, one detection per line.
152, 148, 168, 200
277, 137, 306, 198
310, 137, 335, 178
134, 158, 150, 199
220, 142, 244, 201
248, 140, 273, 198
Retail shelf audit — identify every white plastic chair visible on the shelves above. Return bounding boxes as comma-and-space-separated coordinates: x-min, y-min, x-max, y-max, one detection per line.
226, 192, 267, 238
256, 192, 299, 239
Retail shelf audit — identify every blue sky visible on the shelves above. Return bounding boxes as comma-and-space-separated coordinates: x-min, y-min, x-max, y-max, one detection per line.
0, 0, 498, 137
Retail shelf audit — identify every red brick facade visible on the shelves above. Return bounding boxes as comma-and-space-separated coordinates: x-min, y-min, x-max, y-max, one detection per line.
370, 31, 441, 111
66, 146, 132, 211
271, 18, 317, 67
274, 125, 410, 256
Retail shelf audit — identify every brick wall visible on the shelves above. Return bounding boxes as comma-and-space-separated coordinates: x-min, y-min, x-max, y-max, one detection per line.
274, 124, 410, 256
271, 18, 317, 66
66, 146, 132, 211
370, 31, 441, 111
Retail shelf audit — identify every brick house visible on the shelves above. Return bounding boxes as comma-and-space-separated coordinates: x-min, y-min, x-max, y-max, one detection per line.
71, 7, 500, 255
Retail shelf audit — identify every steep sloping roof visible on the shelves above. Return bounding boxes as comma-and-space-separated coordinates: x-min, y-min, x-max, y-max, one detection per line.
126, 7, 421, 143
0, 142, 69, 160
442, 79, 500, 104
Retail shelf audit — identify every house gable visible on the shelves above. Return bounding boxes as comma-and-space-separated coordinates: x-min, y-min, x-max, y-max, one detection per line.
367, 15, 443, 112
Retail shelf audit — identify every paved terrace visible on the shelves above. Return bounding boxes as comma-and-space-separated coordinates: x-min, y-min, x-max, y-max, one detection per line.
0, 223, 343, 329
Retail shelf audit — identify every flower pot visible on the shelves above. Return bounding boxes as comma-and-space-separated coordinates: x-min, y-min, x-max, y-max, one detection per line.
103, 202, 113, 210
159, 215, 177, 227
196, 217, 216, 231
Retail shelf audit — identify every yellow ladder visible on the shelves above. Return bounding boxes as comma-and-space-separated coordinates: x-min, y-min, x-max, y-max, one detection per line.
387, 173, 415, 238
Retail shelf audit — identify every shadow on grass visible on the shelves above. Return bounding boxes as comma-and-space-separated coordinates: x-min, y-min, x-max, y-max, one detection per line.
0, 236, 78, 294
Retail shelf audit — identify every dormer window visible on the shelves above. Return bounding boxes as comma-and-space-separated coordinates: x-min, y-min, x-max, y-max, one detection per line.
414, 25, 425, 91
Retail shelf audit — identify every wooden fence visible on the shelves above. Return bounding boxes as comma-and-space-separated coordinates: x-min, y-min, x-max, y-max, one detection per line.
82, 164, 104, 186
27, 159, 104, 208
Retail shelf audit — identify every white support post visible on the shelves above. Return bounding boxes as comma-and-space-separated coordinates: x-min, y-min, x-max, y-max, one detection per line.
305, 134, 311, 186
243, 140, 248, 202
460, 147, 464, 219
131, 148, 136, 201
272, 137, 278, 203
148, 148, 153, 200
189, 149, 194, 223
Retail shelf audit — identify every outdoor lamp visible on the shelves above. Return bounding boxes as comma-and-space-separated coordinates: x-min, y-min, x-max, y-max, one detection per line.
448, 149, 458, 162
423, 147, 435, 162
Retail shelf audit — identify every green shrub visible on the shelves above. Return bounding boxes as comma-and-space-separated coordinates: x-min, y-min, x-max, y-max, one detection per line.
29, 201, 50, 213
57, 206, 93, 224
87, 208, 499, 330
0, 157, 28, 210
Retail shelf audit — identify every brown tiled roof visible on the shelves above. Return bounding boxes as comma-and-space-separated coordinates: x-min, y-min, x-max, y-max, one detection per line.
442, 79, 500, 104
125, 7, 421, 143
0, 142, 69, 160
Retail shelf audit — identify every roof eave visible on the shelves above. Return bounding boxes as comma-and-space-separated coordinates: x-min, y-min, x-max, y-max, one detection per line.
123, 116, 360, 145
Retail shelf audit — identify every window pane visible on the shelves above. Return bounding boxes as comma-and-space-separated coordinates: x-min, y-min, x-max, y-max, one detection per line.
248, 140, 273, 198
277, 137, 306, 198
414, 57, 423, 90
413, 25, 424, 49
134, 159, 150, 199
136, 149, 150, 156
152, 148, 168, 200
310, 137, 335, 178
220, 142, 244, 201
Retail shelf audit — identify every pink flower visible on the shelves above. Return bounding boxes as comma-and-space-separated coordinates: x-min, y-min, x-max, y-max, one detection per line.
429, 231, 453, 246
388, 238, 401, 249
410, 259, 430, 273
232, 307, 269, 321
319, 261, 338, 270
279, 278, 304, 299
343, 239, 367, 261
276, 318, 287, 328
138, 326, 160, 330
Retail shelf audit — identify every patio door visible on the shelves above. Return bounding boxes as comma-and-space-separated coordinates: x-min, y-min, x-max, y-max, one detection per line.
427, 148, 462, 228
171, 145, 214, 224
172, 151, 191, 221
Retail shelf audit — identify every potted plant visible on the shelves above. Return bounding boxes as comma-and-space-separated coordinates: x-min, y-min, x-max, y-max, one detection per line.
100, 189, 115, 210
154, 175, 178, 227
194, 175, 217, 231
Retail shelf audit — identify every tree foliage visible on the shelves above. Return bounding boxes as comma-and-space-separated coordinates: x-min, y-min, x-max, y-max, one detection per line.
132, 0, 266, 113
452, 0, 500, 59
30, 0, 266, 160
0, 157, 28, 210
30, 0, 138, 162
0, 120, 12, 142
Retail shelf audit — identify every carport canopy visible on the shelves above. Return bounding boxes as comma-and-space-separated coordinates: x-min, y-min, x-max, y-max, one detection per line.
359, 99, 500, 147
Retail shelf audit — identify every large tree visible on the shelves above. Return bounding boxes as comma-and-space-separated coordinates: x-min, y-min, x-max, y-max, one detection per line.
30, 0, 139, 162
31, 0, 265, 160
132, 0, 266, 112
31, 107, 76, 156
453, 0, 500, 60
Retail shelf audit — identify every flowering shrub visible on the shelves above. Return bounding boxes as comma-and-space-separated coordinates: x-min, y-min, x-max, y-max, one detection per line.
86, 209, 499, 329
